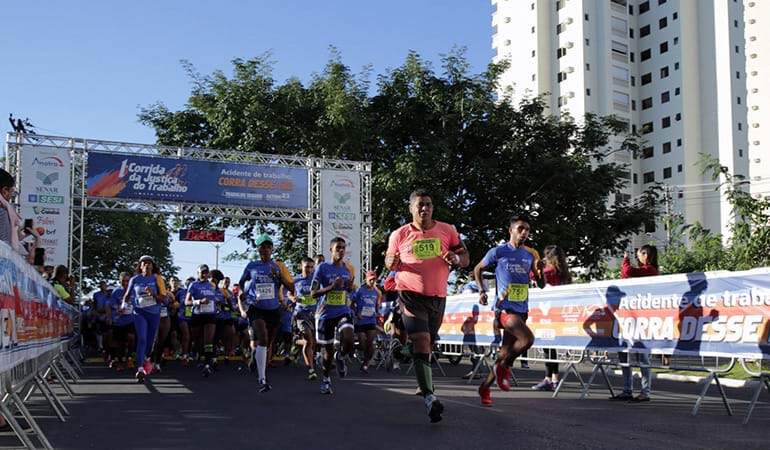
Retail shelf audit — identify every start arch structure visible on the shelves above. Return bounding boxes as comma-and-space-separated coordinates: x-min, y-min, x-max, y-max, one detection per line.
5, 133, 372, 292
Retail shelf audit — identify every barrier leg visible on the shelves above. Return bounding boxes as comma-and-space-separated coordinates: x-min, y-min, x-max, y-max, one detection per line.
691, 372, 715, 416
58, 357, 79, 383
9, 391, 54, 450
579, 364, 601, 400
509, 370, 519, 387
37, 374, 69, 418
713, 375, 733, 416
598, 364, 616, 398
431, 352, 446, 377
50, 365, 75, 399
22, 379, 38, 404
65, 351, 84, 376
553, 362, 585, 398
742, 375, 768, 425
466, 353, 491, 385
33, 376, 66, 423
0, 396, 37, 450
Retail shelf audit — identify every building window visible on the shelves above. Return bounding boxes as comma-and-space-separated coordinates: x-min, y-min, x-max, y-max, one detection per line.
659, 17, 668, 29
630, 52, 635, 62
531, 3, 535, 10
558, 72, 568, 82
630, 28, 634, 38
532, 74, 536, 81
661, 66, 669, 78
612, 41, 629, 56
736, 71, 741, 79
642, 146, 654, 158
673, 36, 679, 45
642, 97, 653, 109
663, 167, 672, 179
641, 48, 652, 61
735, 45, 740, 53
557, 24, 564, 34
640, 1, 650, 14
677, 164, 682, 172
658, 0, 667, 4
734, 19, 738, 27
675, 62, 679, 70
675, 87, 680, 95
660, 41, 669, 54
662, 117, 671, 128
631, 76, 636, 86
585, 13, 589, 21
633, 173, 638, 184
663, 142, 672, 153
640, 25, 651, 37
586, 63, 590, 70
532, 50, 536, 57
557, 47, 567, 58
643, 171, 655, 183
675, 113, 681, 121
632, 100, 636, 110
629, 4, 634, 14
586, 88, 591, 96
673, 12, 678, 20
739, 149, 744, 157
532, 26, 536, 33
585, 38, 590, 46
642, 122, 654, 134
738, 122, 742, 130
677, 138, 682, 146
737, 96, 741, 104
661, 91, 670, 103
641, 73, 652, 85
613, 91, 630, 109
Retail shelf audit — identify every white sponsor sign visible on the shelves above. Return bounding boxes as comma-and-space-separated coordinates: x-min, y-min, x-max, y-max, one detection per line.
19, 146, 71, 266
320, 170, 362, 282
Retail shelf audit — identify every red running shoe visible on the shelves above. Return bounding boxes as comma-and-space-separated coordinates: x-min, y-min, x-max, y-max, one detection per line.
143, 359, 153, 376
479, 384, 493, 406
495, 363, 511, 391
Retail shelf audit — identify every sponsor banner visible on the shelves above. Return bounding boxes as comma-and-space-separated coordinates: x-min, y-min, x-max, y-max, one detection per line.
86, 152, 309, 210
438, 268, 770, 359
320, 170, 361, 281
179, 229, 225, 242
0, 241, 77, 372
19, 146, 72, 266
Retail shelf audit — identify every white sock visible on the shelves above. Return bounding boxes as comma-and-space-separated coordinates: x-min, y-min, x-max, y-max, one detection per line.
255, 346, 267, 382
96, 335, 103, 349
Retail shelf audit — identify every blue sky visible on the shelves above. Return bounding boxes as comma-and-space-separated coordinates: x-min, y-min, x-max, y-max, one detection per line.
2, 0, 493, 281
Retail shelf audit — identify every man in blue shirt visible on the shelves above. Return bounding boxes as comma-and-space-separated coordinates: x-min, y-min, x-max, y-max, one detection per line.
311, 237, 355, 395
289, 257, 318, 380
473, 214, 545, 406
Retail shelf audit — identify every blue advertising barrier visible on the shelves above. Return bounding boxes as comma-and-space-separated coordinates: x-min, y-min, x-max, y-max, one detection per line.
86, 152, 309, 209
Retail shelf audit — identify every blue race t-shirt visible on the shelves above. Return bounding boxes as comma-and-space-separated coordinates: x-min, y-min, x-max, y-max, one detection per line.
126, 274, 161, 315
175, 288, 192, 320
481, 243, 540, 314
215, 288, 232, 320
312, 262, 353, 320
238, 260, 291, 310
351, 285, 379, 326
111, 288, 134, 326
292, 275, 317, 315
187, 280, 218, 315
93, 290, 112, 320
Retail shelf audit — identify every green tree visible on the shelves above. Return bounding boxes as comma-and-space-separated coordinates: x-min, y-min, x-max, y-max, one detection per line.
82, 210, 177, 289
140, 49, 659, 276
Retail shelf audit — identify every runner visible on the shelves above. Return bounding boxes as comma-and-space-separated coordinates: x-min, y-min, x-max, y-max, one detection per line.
110, 272, 135, 372
93, 281, 113, 363
152, 277, 174, 373
288, 257, 318, 380
121, 256, 166, 383
237, 233, 294, 393
474, 214, 545, 406
175, 277, 193, 365
351, 270, 381, 374
185, 264, 218, 377
385, 189, 469, 422
382, 270, 406, 371
311, 237, 356, 395
213, 270, 237, 364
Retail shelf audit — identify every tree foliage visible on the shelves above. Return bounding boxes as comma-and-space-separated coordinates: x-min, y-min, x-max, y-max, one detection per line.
83, 210, 177, 289
139, 49, 659, 276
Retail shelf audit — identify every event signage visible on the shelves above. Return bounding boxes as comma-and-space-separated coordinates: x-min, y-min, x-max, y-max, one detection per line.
86, 152, 309, 210
19, 146, 72, 266
179, 229, 225, 242
0, 241, 77, 372
438, 268, 770, 359
320, 170, 362, 281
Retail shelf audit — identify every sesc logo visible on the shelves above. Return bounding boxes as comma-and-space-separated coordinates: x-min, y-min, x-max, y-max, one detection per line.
31, 156, 65, 168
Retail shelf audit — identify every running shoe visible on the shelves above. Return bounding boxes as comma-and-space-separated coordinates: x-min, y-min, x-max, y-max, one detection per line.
531, 379, 554, 391
334, 351, 347, 378
135, 368, 146, 383
153, 363, 162, 374
360, 364, 369, 374
143, 360, 153, 375
494, 363, 512, 391
181, 355, 190, 367
424, 394, 444, 423
202, 364, 212, 378
391, 360, 400, 372
307, 369, 318, 381
478, 385, 493, 406
320, 379, 333, 395
258, 381, 272, 393
609, 392, 634, 401
520, 360, 530, 369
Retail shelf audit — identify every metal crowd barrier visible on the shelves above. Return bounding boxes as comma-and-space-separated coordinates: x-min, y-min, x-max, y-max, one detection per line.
739, 358, 770, 425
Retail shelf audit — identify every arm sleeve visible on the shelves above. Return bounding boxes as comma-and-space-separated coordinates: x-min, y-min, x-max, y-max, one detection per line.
448, 225, 462, 251
238, 264, 251, 290
124, 278, 136, 302
386, 229, 400, 256
620, 257, 634, 279
480, 247, 497, 267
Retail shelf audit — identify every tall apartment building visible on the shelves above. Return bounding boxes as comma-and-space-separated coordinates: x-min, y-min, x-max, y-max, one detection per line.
492, 0, 751, 243
745, 0, 770, 200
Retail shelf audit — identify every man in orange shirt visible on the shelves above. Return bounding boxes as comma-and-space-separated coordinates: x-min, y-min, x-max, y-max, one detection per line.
385, 189, 469, 423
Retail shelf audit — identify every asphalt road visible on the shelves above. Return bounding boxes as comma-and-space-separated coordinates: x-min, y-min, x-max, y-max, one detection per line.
4, 359, 769, 450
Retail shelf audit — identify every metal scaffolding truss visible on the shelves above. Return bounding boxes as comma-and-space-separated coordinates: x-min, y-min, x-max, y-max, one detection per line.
5, 133, 372, 294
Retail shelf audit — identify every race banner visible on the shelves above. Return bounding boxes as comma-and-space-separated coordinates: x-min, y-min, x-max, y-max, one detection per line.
86, 152, 309, 210
321, 170, 362, 281
19, 145, 72, 266
0, 241, 77, 372
438, 268, 770, 359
